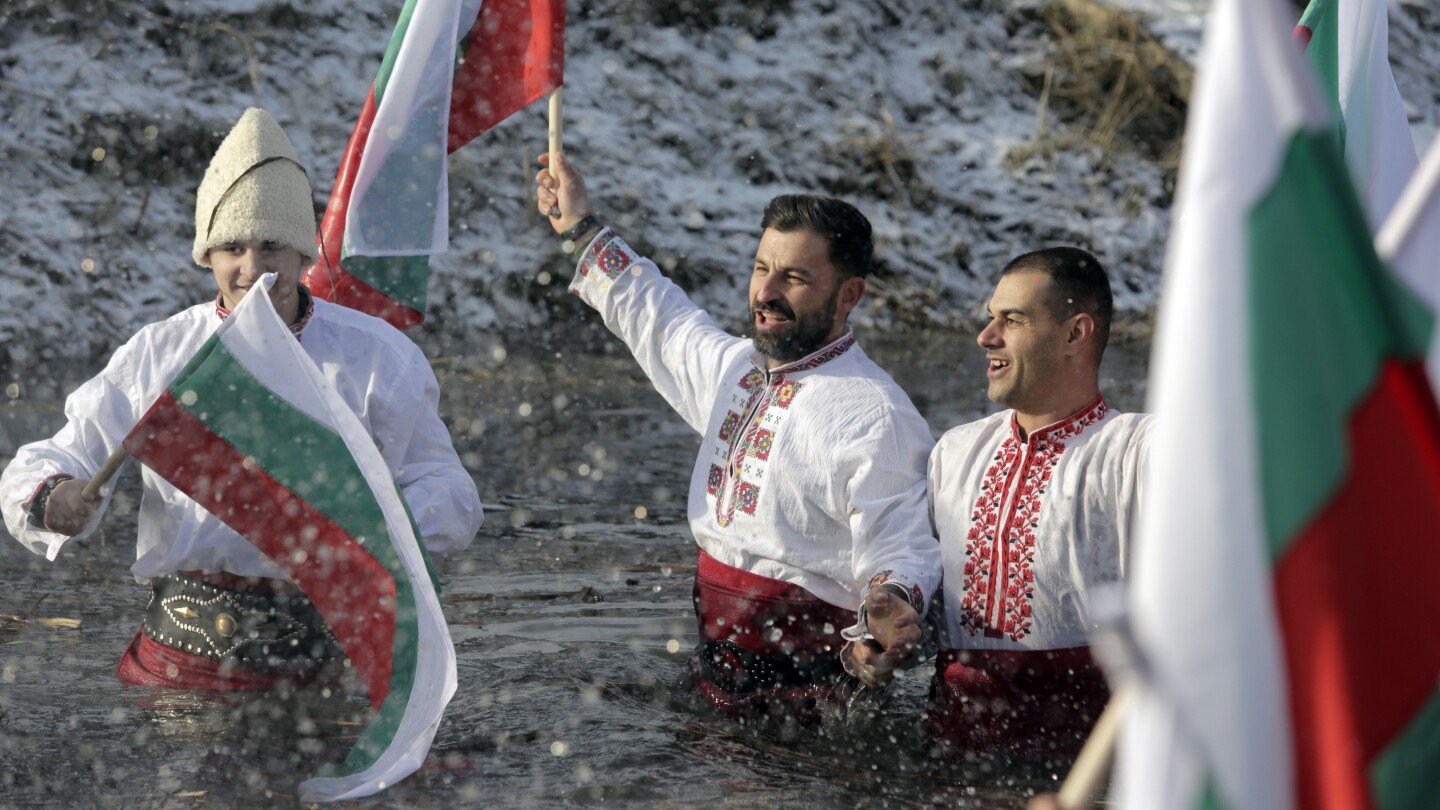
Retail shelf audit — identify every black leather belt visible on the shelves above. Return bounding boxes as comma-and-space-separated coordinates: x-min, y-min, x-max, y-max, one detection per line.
142, 572, 345, 672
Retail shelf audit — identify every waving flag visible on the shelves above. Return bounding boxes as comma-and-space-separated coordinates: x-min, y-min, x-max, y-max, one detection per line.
304, 0, 566, 328
1294, 0, 1416, 230
1114, 0, 1440, 808
122, 274, 454, 802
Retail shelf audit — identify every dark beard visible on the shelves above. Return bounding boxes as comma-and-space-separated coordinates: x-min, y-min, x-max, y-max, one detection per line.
744, 289, 840, 363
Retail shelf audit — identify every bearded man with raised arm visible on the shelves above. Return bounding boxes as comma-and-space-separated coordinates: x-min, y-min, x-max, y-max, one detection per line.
536, 154, 939, 721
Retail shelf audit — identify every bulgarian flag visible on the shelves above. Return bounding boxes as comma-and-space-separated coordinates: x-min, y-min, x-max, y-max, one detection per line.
1294, 0, 1417, 230
303, 0, 565, 328
122, 274, 454, 802
1114, 0, 1440, 807
1378, 139, 1440, 400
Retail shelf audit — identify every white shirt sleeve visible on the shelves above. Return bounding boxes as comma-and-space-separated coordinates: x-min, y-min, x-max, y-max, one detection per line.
568, 228, 745, 435
372, 342, 483, 556
0, 343, 137, 558
842, 399, 942, 618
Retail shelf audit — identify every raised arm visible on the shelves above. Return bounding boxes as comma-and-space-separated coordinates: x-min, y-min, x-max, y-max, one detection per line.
535, 153, 745, 433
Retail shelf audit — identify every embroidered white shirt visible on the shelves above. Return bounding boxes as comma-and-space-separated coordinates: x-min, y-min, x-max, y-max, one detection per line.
929, 397, 1151, 651
569, 228, 941, 615
0, 298, 484, 580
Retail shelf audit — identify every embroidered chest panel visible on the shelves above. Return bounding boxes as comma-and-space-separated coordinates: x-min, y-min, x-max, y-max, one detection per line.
959, 401, 1109, 641
706, 369, 803, 527
705, 337, 855, 528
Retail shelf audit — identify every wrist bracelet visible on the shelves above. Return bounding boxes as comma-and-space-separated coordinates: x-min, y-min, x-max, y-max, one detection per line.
28, 474, 75, 527
559, 214, 601, 244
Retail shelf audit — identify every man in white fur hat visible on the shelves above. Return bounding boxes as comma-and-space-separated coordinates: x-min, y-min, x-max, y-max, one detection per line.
0, 108, 483, 690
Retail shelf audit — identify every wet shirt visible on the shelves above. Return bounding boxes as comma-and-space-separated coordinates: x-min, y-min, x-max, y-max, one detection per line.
569, 228, 940, 616
929, 398, 1151, 651
0, 296, 483, 580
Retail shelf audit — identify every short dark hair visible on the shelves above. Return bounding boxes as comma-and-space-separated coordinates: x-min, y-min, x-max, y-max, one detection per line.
1001, 246, 1113, 352
760, 194, 874, 278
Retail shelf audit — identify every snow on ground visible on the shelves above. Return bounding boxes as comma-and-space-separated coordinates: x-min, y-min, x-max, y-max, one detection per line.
1, 0, 1437, 373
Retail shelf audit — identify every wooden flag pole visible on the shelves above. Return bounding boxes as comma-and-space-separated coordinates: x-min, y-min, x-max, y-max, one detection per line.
1056, 686, 1133, 809
80, 445, 129, 502
547, 87, 564, 176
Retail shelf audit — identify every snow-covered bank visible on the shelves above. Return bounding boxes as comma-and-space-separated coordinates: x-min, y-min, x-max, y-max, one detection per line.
1, 0, 1436, 374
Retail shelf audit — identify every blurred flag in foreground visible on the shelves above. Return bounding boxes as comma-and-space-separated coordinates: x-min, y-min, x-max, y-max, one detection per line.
1114, 0, 1440, 807
1294, 0, 1416, 230
304, 0, 566, 328
123, 273, 453, 802
1378, 140, 1440, 402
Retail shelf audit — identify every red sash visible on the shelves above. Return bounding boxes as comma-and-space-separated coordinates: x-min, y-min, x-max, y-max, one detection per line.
927, 646, 1109, 758
689, 548, 857, 721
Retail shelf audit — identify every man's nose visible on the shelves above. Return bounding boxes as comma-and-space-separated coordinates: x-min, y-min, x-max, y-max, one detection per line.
977, 320, 1000, 349
236, 249, 263, 277
755, 274, 784, 304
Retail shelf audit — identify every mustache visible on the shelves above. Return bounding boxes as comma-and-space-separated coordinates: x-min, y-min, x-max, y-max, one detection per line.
751, 301, 795, 320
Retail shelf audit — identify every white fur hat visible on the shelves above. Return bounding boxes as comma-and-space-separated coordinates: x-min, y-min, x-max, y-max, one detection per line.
192, 108, 316, 266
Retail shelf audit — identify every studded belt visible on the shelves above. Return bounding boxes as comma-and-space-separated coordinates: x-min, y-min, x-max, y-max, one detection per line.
142, 572, 345, 671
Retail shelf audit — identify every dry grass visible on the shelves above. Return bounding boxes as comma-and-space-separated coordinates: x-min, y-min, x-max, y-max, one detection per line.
1017, 0, 1194, 175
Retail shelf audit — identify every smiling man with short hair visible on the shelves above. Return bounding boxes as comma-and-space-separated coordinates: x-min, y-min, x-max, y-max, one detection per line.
879, 247, 1150, 761
535, 154, 939, 721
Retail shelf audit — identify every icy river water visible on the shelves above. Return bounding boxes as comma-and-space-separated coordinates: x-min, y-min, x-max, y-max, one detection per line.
0, 331, 1147, 808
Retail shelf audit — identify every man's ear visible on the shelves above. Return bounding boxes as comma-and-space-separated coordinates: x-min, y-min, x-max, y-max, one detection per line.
839, 275, 866, 314
1066, 312, 1096, 354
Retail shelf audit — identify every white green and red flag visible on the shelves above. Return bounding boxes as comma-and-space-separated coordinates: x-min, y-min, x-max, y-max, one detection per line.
1114, 0, 1440, 808
1378, 139, 1440, 400
303, 0, 565, 328
1294, 0, 1416, 230
122, 274, 454, 802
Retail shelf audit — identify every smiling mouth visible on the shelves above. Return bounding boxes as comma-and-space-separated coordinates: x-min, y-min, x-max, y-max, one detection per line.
987, 358, 1010, 376
755, 309, 792, 329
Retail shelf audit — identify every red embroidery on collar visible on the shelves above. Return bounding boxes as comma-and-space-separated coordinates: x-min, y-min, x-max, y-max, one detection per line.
768, 333, 856, 374
959, 396, 1109, 641
215, 285, 314, 338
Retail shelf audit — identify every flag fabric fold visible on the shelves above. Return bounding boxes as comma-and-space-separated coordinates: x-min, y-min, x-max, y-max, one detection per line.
1295, 0, 1417, 230
1115, 0, 1440, 808
122, 274, 455, 802
304, 0, 566, 329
